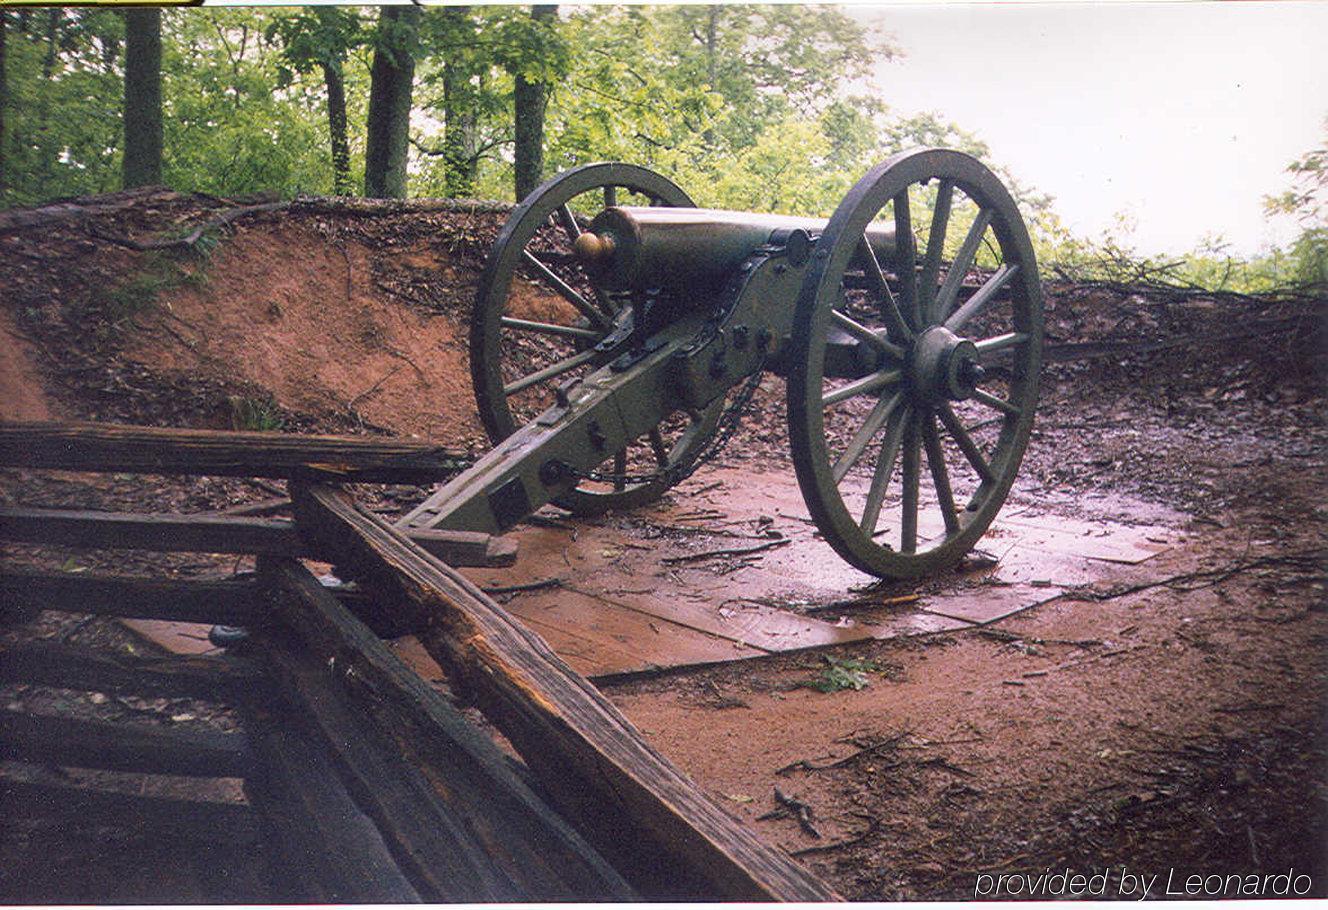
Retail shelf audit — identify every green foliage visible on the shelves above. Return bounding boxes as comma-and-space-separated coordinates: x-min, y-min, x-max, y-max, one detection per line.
804, 655, 881, 693
1263, 118, 1327, 289
162, 10, 335, 197
1, 9, 126, 205
228, 394, 284, 431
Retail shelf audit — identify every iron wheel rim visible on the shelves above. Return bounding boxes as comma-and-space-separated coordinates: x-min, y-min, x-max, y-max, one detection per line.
471, 162, 722, 514
787, 148, 1043, 578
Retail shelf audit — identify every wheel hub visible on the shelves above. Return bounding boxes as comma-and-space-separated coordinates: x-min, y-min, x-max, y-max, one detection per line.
908, 326, 984, 403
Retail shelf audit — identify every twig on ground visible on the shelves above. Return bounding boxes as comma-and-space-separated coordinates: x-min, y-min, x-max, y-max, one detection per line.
662, 537, 790, 565
481, 578, 563, 596
788, 813, 880, 857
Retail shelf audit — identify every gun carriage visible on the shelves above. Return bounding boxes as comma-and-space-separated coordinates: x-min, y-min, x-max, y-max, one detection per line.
403, 148, 1043, 578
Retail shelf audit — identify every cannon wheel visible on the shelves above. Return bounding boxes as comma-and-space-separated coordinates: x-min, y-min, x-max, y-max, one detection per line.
471, 162, 722, 515
787, 148, 1044, 578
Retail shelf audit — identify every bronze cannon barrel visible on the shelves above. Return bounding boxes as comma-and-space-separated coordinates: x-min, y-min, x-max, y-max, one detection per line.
574, 206, 899, 293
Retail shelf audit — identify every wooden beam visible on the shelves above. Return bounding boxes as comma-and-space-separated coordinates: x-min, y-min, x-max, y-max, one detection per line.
0, 570, 263, 625
0, 640, 264, 701
0, 507, 516, 567
242, 721, 421, 903
2, 778, 260, 846
290, 484, 838, 901
0, 709, 252, 777
0, 421, 469, 484
0, 508, 303, 556
260, 558, 634, 900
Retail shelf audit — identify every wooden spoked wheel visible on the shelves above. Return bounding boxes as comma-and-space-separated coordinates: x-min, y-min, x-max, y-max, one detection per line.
470, 162, 722, 515
787, 148, 1044, 578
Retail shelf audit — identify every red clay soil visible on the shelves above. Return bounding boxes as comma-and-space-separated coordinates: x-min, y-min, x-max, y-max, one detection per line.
1, 191, 1325, 902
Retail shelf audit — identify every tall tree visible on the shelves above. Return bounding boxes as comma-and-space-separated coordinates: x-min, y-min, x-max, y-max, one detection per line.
0, 12, 8, 199
122, 8, 163, 188
511, 5, 557, 201
269, 9, 362, 195
437, 6, 479, 198
363, 5, 419, 199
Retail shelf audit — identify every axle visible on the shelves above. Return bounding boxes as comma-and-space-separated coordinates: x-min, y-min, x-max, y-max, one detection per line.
573, 206, 899, 293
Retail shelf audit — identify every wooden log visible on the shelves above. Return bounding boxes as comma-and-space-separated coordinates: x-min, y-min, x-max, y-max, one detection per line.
0, 640, 264, 701
0, 507, 515, 567
290, 484, 838, 901
2, 778, 260, 846
0, 421, 469, 484
260, 558, 634, 900
0, 709, 251, 777
0, 570, 264, 625
242, 720, 421, 903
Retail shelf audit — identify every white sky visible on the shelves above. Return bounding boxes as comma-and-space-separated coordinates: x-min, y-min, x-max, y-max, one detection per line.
209, 1, 1326, 255
850, 1, 1328, 256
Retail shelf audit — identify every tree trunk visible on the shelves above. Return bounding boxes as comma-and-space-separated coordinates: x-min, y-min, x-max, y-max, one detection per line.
321, 61, 352, 195
440, 7, 476, 199
512, 5, 557, 202
122, 8, 163, 188
0, 13, 8, 200
363, 5, 419, 199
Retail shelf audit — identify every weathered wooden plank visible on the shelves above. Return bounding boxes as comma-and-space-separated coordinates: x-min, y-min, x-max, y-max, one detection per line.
0, 421, 469, 484
258, 633, 526, 900
2, 778, 260, 846
0, 709, 251, 777
0, 640, 263, 701
260, 558, 635, 900
0, 570, 264, 625
242, 720, 421, 903
290, 484, 838, 901
0, 508, 304, 556
0, 507, 515, 567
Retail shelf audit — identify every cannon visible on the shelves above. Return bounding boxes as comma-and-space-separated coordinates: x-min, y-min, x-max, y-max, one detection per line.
402, 149, 1043, 578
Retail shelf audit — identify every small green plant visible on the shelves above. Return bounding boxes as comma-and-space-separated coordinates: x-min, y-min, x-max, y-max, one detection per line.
97, 251, 210, 323
229, 395, 285, 432
804, 655, 881, 693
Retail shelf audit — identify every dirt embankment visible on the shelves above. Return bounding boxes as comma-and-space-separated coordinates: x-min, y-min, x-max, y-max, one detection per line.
0, 190, 511, 447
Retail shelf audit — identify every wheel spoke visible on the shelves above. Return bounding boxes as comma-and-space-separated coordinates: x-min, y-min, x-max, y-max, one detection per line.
892, 190, 918, 328
822, 368, 901, 406
854, 237, 914, 344
834, 390, 903, 483
648, 428, 670, 467
972, 388, 1021, 417
556, 203, 582, 241
936, 402, 995, 484
503, 347, 599, 396
613, 449, 627, 491
944, 263, 1019, 333
500, 316, 602, 341
933, 208, 994, 323
603, 185, 617, 208
921, 411, 960, 534
521, 250, 613, 331
830, 309, 905, 361
974, 330, 1029, 356
860, 403, 909, 533
900, 417, 921, 553
919, 179, 954, 323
